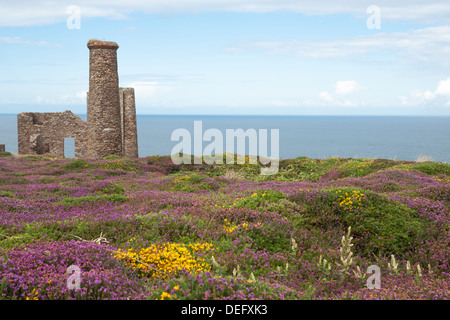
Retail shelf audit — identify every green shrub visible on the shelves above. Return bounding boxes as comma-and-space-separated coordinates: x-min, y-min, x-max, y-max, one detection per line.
148, 271, 298, 300
207, 153, 263, 166
234, 189, 286, 211
338, 159, 397, 178
140, 213, 202, 242
57, 194, 128, 206
0, 152, 11, 157
289, 187, 427, 257
0, 224, 65, 250
412, 162, 450, 176
0, 191, 15, 198
103, 155, 122, 160
98, 159, 138, 171
0, 177, 28, 186
171, 173, 220, 192
38, 176, 53, 183
63, 159, 89, 170
23, 156, 40, 161
247, 224, 291, 253
102, 183, 125, 195
275, 157, 346, 182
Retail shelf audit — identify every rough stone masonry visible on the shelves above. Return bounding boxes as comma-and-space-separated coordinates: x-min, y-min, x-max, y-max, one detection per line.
17, 39, 138, 159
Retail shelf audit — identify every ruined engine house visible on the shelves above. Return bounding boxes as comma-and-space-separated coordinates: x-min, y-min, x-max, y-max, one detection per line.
17, 39, 138, 159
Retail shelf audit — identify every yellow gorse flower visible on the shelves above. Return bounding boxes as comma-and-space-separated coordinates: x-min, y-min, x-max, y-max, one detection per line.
100, 160, 137, 171
171, 175, 191, 190
436, 177, 450, 183
387, 163, 412, 172
25, 288, 39, 300
160, 292, 172, 300
337, 190, 366, 212
114, 242, 214, 279
223, 219, 263, 234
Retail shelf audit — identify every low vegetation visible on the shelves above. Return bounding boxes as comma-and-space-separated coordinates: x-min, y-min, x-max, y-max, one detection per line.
0, 154, 448, 300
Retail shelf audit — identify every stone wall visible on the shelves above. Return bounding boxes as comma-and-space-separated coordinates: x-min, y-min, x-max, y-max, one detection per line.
0, 144, 5, 152
17, 111, 87, 157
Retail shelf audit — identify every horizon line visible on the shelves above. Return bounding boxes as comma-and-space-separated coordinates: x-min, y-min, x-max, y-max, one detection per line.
0, 113, 449, 117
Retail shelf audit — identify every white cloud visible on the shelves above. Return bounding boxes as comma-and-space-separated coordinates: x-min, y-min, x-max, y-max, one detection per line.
35, 90, 87, 105
318, 91, 334, 103
399, 96, 408, 105
233, 26, 450, 67
269, 100, 301, 107
316, 80, 363, 107
422, 90, 436, 100
436, 78, 450, 96
29, 83, 175, 108
126, 81, 174, 105
2, 1, 450, 26
335, 80, 363, 95
0, 36, 61, 47
317, 93, 359, 107
401, 77, 450, 106
0, 2, 128, 27
267, 82, 363, 108
75, 91, 88, 99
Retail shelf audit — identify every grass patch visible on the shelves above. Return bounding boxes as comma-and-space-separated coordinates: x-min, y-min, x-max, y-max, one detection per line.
338, 159, 398, 178
171, 173, 220, 192
103, 155, 122, 160
0, 224, 65, 250
101, 183, 125, 195
63, 159, 90, 170
0, 177, 28, 186
233, 189, 287, 212
412, 162, 450, 176
274, 157, 346, 182
57, 194, 128, 206
0, 191, 15, 198
98, 159, 138, 171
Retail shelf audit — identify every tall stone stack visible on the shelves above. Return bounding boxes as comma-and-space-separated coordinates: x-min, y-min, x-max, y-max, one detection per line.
0, 144, 5, 152
120, 88, 138, 158
86, 39, 122, 158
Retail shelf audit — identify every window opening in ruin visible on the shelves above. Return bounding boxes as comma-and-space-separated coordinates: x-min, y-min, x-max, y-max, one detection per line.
64, 138, 75, 158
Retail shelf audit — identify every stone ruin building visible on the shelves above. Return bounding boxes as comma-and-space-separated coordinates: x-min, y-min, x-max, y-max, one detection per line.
17, 39, 138, 159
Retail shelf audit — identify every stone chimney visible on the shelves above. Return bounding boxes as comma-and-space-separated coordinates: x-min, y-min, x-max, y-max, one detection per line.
120, 88, 138, 158
86, 39, 122, 158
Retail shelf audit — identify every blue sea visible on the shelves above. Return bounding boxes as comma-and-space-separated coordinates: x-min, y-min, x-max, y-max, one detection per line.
1, 114, 449, 162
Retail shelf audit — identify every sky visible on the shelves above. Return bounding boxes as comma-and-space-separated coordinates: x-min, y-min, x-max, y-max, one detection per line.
1, 0, 450, 115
